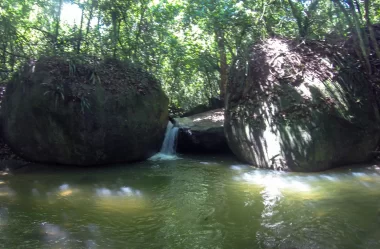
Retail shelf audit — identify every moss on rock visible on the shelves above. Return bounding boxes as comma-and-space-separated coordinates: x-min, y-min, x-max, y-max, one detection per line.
2, 56, 168, 165
225, 38, 380, 172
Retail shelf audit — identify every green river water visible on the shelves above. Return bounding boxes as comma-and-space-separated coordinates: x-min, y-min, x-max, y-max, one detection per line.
0, 154, 380, 249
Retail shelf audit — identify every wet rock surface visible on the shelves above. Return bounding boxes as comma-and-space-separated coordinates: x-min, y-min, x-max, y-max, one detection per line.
174, 109, 231, 153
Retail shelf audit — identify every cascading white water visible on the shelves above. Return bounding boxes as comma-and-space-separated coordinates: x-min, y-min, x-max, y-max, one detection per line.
160, 121, 179, 155
149, 121, 180, 160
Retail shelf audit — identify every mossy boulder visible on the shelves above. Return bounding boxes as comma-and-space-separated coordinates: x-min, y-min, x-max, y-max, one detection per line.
1, 56, 168, 165
225, 38, 380, 172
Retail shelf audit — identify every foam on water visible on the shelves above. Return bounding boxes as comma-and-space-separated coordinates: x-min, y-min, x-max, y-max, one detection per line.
230, 164, 250, 171
59, 184, 69, 191
239, 171, 312, 193
149, 153, 180, 161
95, 187, 143, 198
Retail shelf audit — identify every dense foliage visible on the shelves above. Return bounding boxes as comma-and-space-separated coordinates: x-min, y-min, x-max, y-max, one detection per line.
1, 0, 380, 111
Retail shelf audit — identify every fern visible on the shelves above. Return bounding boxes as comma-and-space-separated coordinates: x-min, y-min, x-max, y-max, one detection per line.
41, 82, 65, 110
80, 96, 91, 114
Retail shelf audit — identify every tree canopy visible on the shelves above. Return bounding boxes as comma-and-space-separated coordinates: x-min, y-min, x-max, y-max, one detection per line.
1, 0, 380, 111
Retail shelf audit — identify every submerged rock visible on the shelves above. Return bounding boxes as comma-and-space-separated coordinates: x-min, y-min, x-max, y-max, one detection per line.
174, 109, 230, 153
2, 56, 168, 165
225, 38, 380, 172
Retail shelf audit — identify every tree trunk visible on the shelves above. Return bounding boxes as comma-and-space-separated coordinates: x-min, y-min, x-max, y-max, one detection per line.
354, 0, 363, 19
333, 0, 371, 73
96, 8, 104, 55
111, 11, 119, 58
133, 0, 147, 60
287, 0, 305, 37
215, 27, 228, 100
287, 0, 320, 38
54, 0, 63, 53
85, 0, 96, 50
204, 68, 214, 99
77, 5, 85, 54
364, 0, 380, 59
347, 0, 372, 73
332, 0, 354, 28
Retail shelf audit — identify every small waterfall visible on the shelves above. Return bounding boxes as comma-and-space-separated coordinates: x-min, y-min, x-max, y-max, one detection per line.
149, 121, 179, 161
160, 121, 179, 155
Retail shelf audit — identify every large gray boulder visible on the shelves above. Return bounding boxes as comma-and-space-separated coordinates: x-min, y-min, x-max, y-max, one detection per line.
174, 109, 230, 153
225, 38, 380, 172
2, 57, 168, 165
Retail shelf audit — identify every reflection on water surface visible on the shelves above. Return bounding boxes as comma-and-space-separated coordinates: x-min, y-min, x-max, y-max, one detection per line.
0, 155, 380, 249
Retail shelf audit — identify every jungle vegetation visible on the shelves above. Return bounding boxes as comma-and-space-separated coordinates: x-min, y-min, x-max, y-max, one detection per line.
1, 0, 380, 111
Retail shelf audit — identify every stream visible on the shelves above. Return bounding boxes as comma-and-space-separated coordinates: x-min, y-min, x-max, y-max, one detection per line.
0, 155, 380, 249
